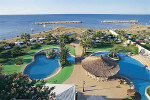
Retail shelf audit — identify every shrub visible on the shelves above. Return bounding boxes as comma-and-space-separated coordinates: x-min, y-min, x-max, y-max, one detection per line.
131, 47, 138, 55
147, 87, 150, 96
45, 48, 56, 59
0, 58, 8, 63
0, 72, 55, 100
11, 46, 23, 57
15, 58, 24, 65
30, 44, 41, 50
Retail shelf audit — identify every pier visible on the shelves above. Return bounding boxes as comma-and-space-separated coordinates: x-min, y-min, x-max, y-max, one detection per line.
101, 20, 139, 23
34, 21, 82, 25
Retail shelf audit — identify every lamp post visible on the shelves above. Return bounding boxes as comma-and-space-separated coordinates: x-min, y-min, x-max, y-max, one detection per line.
83, 81, 85, 92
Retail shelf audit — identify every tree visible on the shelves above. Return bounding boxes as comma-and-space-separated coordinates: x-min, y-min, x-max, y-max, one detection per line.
46, 48, 56, 59
0, 72, 55, 100
59, 33, 69, 43
21, 33, 30, 46
142, 30, 146, 33
59, 42, 69, 66
80, 30, 94, 54
110, 47, 119, 58
96, 31, 104, 38
11, 46, 23, 57
46, 33, 53, 41
131, 47, 138, 55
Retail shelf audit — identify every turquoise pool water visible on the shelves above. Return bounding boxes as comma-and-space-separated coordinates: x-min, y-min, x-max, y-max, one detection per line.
92, 52, 150, 100
23, 48, 75, 79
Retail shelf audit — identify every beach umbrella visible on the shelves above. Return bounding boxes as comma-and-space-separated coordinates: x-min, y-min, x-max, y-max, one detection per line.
127, 89, 141, 99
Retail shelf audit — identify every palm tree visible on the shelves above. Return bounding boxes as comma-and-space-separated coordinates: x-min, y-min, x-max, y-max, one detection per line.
80, 30, 94, 54
21, 33, 30, 46
59, 42, 69, 66
110, 47, 119, 58
59, 33, 69, 43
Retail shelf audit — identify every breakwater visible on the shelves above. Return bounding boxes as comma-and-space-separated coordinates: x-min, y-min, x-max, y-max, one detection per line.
34, 21, 82, 25
101, 20, 139, 23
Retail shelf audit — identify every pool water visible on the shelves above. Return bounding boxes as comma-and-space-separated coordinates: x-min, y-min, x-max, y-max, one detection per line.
92, 52, 150, 100
23, 48, 75, 79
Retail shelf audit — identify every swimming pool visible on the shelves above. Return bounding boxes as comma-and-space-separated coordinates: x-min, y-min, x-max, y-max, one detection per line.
92, 52, 150, 100
23, 48, 75, 79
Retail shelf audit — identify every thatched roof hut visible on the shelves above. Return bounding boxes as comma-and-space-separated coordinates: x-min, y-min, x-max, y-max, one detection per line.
81, 55, 120, 78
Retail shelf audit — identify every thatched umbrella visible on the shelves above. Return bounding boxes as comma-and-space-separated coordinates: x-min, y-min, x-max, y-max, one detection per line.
127, 89, 141, 99
81, 55, 120, 78
127, 89, 136, 96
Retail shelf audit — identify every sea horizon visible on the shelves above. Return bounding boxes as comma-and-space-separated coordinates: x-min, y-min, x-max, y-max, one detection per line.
0, 14, 150, 40
0, 13, 150, 15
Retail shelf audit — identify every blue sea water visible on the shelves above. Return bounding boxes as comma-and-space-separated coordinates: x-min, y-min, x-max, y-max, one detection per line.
0, 14, 150, 40
92, 52, 150, 100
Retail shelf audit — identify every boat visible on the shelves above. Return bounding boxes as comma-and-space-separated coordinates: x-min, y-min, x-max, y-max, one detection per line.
31, 28, 34, 31
43, 24, 46, 28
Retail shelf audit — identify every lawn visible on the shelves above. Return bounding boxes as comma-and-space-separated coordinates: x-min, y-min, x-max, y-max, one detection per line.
1, 44, 75, 84
2, 44, 59, 74
66, 45, 76, 56
87, 47, 111, 53
46, 64, 74, 84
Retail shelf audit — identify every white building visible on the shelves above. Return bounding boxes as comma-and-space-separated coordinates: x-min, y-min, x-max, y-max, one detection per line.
4, 45, 11, 49
45, 84, 76, 100
15, 41, 24, 48
109, 30, 119, 37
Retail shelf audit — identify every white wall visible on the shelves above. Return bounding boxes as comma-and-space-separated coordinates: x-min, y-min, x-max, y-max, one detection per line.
109, 30, 119, 37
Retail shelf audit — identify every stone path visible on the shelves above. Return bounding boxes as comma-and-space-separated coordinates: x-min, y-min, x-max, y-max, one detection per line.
64, 40, 130, 100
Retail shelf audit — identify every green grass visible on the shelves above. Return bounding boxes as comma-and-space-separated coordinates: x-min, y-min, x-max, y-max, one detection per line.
2, 44, 75, 84
147, 87, 150, 96
87, 47, 111, 53
123, 95, 132, 99
46, 64, 74, 84
119, 50, 130, 54
2, 44, 59, 74
66, 45, 75, 56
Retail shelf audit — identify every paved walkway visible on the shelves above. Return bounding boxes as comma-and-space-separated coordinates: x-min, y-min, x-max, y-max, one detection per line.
64, 40, 130, 100
132, 55, 150, 70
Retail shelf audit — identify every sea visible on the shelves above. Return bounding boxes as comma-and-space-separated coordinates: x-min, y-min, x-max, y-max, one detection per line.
0, 14, 150, 40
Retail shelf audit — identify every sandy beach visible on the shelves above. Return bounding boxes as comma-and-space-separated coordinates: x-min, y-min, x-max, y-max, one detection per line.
0, 26, 107, 43
119, 24, 150, 34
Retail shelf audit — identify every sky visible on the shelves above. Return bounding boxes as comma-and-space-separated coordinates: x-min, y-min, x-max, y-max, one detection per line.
0, 0, 150, 15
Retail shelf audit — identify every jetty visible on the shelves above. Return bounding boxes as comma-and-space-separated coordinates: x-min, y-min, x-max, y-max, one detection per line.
101, 20, 139, 23
34, 21, 82, 25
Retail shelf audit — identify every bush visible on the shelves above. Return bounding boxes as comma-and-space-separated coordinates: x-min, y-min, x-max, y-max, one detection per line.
0, 58, 8, 63
11, 46, 23, 57
45, 48, 56, 59
0, 72, 55, 100
30, 44, 41, 50
147, 87, 150, 96
15, 58, 24, 65
131, 47, 138, 55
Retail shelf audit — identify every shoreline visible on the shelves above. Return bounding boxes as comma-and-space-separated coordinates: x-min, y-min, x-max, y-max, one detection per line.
0, 24, 149, 43
34, 21, 82, 25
